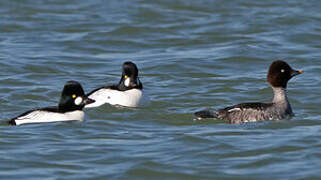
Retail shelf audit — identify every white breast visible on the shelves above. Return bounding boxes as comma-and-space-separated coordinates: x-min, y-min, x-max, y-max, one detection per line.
86, 88, 150, 108
14, 110, 85, 125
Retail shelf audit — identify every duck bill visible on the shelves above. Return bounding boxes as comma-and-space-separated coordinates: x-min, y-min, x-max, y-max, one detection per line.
291, 69, 303, 77
82, 97, 95, 105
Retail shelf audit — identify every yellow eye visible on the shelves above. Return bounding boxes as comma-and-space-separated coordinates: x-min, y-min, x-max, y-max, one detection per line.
124, 75, 128, 79
72, 94, 77, 98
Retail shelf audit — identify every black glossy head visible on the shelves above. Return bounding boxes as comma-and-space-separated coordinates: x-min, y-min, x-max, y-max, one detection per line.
267, 60, 303, 88
117, 61, 143, 91
58, 81, 95, 112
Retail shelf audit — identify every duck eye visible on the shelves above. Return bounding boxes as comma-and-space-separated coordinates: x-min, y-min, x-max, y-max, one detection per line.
281, 69, 285, 73
72, 94, 77, 98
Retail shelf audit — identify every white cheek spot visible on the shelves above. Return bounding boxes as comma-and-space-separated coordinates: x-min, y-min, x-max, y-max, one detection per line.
74, 97, 83, 105
281, 69, 285, 73
124, 78, 130, 87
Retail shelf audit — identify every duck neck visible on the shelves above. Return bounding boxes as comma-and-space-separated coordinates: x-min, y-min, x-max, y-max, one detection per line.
272, 87, 288, 104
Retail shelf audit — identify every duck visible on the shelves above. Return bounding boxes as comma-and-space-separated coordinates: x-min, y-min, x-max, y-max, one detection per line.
9, 81, 94, 125
85, 61, 149, 108
194, 60, 303, 124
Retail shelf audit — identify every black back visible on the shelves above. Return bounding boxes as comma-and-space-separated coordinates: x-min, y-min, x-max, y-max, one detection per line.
221, 102, 274, 112
8, 106, 61, 125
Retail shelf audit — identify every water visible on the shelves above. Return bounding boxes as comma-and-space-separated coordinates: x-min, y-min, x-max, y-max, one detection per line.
1, 0, 321, 179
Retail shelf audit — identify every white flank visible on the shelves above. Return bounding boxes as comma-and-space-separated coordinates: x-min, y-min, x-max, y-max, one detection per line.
228, 108, 241, 112
14, 110, 85, 125
85, 88, 150, 108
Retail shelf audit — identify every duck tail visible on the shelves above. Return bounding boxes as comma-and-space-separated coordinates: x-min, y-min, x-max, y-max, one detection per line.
8, 119, 16, 126
194, 110, 218, 119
